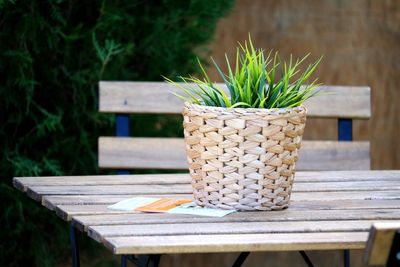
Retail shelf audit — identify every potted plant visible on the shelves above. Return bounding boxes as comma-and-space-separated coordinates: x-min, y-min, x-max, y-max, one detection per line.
165, 37, 322, 211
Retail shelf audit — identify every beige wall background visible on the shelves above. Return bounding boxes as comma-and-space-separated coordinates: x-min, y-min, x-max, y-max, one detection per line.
208, 0, 400, 170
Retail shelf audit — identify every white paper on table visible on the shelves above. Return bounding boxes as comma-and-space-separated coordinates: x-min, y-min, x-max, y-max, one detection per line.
168, 202, 236, 217
107, 197, 161, 211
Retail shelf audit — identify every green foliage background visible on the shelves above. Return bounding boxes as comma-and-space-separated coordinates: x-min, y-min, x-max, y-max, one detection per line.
0, 0, 235, 266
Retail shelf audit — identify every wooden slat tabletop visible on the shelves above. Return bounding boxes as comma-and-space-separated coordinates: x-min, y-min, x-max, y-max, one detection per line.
13, 171, 400, 255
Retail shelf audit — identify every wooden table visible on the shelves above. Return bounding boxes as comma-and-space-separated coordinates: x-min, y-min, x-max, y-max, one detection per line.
13, 170, 400, 264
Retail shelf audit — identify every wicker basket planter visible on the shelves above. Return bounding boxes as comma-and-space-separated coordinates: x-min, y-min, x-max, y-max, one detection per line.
183, 102, 307, 211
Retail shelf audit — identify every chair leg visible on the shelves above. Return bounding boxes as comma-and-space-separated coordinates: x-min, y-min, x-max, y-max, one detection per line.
137, 255, 161, 267
299, 251, 314, 267
148, 255, 161, 267
137, 255, 149, 267
121, 255, 128, 267
387, 231, 400, 267
344, 250, 350, 267
69, 224, 80, 267
232, 252, 250, 267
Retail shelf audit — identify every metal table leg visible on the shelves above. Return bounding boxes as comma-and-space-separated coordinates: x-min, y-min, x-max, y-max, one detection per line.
299, 251, 314, 267
121, 255, 127, 267
137, 255, 161, 267
344, 250, 350, 267
69, 224, 80, 267
232, 252, 250, 267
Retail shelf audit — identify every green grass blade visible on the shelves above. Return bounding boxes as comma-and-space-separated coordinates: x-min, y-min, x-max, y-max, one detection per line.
167, 36, 322, 110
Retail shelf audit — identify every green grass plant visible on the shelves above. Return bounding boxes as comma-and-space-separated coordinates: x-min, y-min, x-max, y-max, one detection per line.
166, 37, 322, 109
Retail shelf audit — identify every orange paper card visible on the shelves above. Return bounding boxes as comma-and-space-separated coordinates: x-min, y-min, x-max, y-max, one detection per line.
135, 198, 192, 213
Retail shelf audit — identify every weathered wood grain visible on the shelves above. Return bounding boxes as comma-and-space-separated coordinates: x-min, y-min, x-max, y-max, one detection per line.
42, 196, 400, 224
72, 201, 400, 231
74, 209, 400, 232
44, 195, 400, 211
13, 170, 400, 190
44, 191, 400, 212
25, 180, 400, 204
27, 184, 191, 200
104, 232, 369, 254
292, 170, 400, 182
18, 178, 400, 219
88, 220, 392, 243
99, 82, 371, 119
364, 222, 400, 265
293, 190, 400, 201
13, 174, 190, 189
35, 189, 400, 218
51, 189, 400, 221
56, 205, 131, 221
98, 137, 370, 170
12, 171, 400, 257
61, 204, 400, 223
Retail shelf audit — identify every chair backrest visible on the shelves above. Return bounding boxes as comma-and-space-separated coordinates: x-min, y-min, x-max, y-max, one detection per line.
364, 222, 400, 266
98, 81, 371, 172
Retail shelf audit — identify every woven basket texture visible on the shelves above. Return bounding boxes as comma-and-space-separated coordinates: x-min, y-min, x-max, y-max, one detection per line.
183, 103, 307, 211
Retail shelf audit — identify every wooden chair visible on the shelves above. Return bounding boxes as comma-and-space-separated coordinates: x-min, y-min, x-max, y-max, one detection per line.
98, 81, 371, 267
364, 222, 400, 267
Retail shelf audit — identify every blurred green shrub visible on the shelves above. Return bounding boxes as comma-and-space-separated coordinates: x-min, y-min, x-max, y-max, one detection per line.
0, 0, 235, 266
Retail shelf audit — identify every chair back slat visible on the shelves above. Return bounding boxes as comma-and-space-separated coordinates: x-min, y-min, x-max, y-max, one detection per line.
98, 81, 371, 171
99, 137, 370, 171
99, 82, 371, 119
